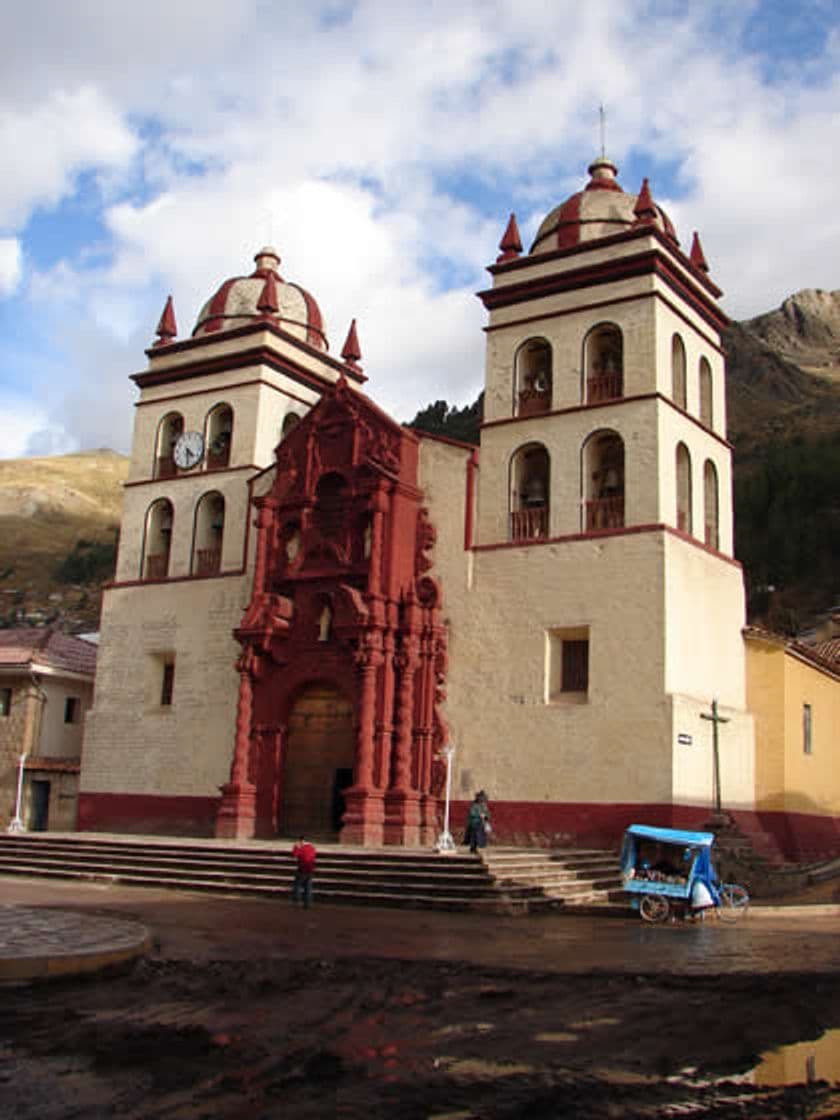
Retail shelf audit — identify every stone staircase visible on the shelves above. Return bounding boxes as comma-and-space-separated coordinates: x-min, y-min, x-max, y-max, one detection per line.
0, 834, 624, 915
483, 847, 624, 912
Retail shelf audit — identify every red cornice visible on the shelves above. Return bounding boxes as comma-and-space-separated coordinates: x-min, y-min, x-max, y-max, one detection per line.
134, 376, 314, 411
136, 323, 366, 389
479, 247, 728, 334
472, 521, 741, 569
106, 568, 247, 591
482, 286, 727, 359
480, 391, 732, 451
123, 463, 261, 489
489, 223, 722, 300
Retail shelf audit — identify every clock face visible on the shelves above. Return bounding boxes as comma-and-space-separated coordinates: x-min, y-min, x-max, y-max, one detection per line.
173, 430, 205, 470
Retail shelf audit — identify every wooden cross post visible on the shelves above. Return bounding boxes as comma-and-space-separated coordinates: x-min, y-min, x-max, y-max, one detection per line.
700, 698, 730, 815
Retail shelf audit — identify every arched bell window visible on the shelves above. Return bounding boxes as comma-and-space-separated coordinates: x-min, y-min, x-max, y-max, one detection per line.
584, 324, 623, 403
676, 443, 692, 534
515, 338, 552, 417
155, 413, 183, 479
205, 404, 233, 469
143, 499, 174, 580
582, 430, 625, 531
704, 460, 719, 549
509, 443, 550, 541
699, 358, 713, 428
672, 334, 687, 411
192, 491, 225, 576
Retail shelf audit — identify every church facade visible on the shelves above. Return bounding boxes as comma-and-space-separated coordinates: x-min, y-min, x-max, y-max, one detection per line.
80, 156, 764, 852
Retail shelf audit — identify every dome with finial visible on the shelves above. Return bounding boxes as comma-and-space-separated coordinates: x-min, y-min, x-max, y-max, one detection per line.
530, 157, 679, 255
192, 247, 328, 350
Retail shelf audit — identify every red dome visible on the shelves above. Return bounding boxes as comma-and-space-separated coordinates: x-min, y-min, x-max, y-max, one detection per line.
193, 247, 328, 351
530, 158, 678, 254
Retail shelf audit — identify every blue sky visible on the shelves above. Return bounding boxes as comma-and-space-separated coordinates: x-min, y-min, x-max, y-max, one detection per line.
1, 0, 839, 459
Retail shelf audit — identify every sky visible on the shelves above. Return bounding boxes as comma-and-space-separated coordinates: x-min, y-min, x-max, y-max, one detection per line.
1, 0, 839, 460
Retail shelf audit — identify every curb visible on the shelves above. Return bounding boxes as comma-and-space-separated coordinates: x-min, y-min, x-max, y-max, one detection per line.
0, 907, 152, 983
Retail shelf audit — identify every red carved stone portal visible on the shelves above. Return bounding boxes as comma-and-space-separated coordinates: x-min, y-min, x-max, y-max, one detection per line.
216, 378, 448, 846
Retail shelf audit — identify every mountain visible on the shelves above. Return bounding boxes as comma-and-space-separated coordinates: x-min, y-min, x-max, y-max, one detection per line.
0, 450, 128, 632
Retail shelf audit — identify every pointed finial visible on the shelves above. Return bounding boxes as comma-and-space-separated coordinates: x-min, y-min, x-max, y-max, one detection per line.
257, 272, 280, 317
341, 319, 362, 369
154, 295, 177, 346
690, 231, 709, 272
599, 104, 606, 160
633, 178, 657, 224
496, 213, 523, 263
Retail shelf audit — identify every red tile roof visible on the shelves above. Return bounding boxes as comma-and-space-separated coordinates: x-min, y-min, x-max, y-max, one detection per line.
0, 628, 96, 677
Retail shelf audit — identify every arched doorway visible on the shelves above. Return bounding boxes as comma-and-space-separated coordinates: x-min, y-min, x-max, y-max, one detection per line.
282, 684, 355, 838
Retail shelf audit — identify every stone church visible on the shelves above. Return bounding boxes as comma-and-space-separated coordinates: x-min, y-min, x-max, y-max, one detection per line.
80, 154, 758, 849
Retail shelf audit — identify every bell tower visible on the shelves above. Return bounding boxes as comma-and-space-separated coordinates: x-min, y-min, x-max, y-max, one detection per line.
440, 156, 755, 845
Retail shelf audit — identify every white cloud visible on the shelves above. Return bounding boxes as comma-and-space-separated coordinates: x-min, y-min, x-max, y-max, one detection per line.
2, 1, 840, 458
0, 239, 22, 296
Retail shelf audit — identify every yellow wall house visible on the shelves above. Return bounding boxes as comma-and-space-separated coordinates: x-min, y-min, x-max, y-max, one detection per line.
0, 629, 96, 832
745, 628, 840, 860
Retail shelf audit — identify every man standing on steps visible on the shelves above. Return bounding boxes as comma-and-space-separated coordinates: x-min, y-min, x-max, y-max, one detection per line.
291, 835, 317, 908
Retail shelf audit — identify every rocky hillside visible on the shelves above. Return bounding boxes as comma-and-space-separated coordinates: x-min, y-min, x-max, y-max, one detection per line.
743, 288, 840, 381
0, 450, 128, 632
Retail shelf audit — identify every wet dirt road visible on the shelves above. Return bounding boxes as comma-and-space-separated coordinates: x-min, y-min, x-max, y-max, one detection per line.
1, 876, 839, 1118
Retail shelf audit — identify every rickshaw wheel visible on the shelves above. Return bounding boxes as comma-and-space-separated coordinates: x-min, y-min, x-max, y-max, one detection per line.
640, 895, 670, 923
717, 884, 750, 921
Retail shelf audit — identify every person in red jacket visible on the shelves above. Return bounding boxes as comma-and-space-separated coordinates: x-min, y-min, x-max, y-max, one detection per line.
291, 835, 317, 908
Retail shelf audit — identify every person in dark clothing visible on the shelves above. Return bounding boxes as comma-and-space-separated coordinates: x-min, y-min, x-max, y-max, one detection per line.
464, 791, 491, 854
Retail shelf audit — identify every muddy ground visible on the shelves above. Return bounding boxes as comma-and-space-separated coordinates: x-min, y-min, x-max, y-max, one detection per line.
2, 955, 839, 1119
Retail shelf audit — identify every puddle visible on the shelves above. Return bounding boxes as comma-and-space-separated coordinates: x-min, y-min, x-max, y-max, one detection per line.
750, 1027, 840, 1086
568, 1016, 621, 1029
533, 1031, 579, 1042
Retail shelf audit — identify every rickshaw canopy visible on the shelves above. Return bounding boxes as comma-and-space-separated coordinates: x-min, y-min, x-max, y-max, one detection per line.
623, 824, 714, 847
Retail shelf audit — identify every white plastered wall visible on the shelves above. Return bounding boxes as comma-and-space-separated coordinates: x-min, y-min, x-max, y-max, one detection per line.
81, 575, 252, 797
37, 676, 93, 759
664, 534, 754, 809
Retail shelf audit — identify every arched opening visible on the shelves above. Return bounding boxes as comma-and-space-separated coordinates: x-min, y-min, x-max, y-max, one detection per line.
155, 413, 183, 479
672, 334, 687, 411
704, 460, 719, 549
282, 684, 355, 838
585, 324, 623, 403
314, 472, 348, 540
206, 404, 233, 469
143, 499, 173, 579
509, 443, 550, 541
515, 338, 552, 417
192, 491, 225, 575
676, 443, 693, 534
699, 358, 713, 428
583, 430, 625, 531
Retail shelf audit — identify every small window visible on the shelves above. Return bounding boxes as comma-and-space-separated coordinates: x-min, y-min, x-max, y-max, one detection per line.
803, 703, 812, 755
64, 697, 80, 724
547, 627, 590, 702
161, 662, 175, 707
0, 687, 11, 716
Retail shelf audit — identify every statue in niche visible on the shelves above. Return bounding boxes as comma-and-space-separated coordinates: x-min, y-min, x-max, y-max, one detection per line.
318, 603, 333, 642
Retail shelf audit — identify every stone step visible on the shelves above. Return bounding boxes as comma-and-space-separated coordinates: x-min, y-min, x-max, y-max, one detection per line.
0, 835, 625, 914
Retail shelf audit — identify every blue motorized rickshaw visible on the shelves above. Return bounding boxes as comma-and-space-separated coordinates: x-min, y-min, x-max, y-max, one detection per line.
620, 824, 749, 923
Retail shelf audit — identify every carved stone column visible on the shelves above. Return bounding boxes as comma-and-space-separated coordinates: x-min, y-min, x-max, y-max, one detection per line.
341, 636, 385, 845
215, 649, 258, 839
384, 638, 422, 845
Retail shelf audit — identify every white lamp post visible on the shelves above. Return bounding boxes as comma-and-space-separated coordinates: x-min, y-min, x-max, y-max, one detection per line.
7, 752, 28, 834
435, 741, 456, 853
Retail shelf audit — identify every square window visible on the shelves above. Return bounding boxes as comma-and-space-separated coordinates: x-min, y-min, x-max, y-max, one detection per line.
161, 662, 175, 707
547, 627, 590, 703
0, 687, 11, 717
803, 703, 812, 755
64, 697, 80, 724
